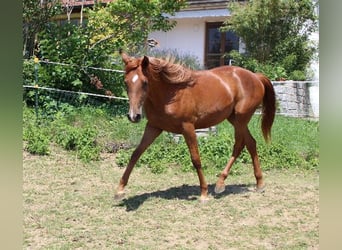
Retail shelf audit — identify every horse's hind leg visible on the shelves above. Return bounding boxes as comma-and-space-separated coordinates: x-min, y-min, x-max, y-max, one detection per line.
215, 118, 265, 194
244, 128, 265, 192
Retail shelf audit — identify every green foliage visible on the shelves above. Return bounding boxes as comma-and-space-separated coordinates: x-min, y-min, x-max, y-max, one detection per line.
23, 105, 319, 172
38, 27, 83, 89
23, 59, 36, 85
224, 0, 318, 80
25, 125, 50, 155
116, 115, 319, 174
23, 106, 48, 155
24, 0, 188, 110
23, 0, 63, 58
289, 70, 307, 81
51, 108, 103, 162
87, 0, 187, 53
37, 23, 125, 97
149, 49, 203, 70
23, 105, 102, 162
54, 124, 79, 150
229, 50, 288, 80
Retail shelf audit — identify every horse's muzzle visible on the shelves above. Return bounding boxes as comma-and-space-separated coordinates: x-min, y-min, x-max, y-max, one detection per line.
127, 113, 141, 123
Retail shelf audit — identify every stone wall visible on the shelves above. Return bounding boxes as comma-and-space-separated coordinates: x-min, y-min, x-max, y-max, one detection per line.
272, 81, 319, 119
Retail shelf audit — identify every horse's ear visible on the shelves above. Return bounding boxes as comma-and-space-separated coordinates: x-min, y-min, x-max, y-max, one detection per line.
120, 49, 130, 64
141, 56, 149, 70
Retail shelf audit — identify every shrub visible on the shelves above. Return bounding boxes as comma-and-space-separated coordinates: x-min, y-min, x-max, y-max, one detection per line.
224, 0, 317, 77
23, 59, 36, 86
54, 124, 79, 150
23, 105, 318, 173
289, 70, 307, 81
115, 115, 319, 174
24, 124, 50, 155
149, 48, 202, 70
229, 50, 310, 80
53, 123, 100, 162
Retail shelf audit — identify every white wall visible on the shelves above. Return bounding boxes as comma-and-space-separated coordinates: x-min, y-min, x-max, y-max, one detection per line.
149, 16, 226, 67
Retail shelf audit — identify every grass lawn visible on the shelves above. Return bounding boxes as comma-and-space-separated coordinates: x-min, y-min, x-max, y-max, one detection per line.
23, 145, 319, 249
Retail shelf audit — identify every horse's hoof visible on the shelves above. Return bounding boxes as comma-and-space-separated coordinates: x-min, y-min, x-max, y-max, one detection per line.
256, 184, 266, 193
114, 191, 126, 200
214, 184, 225, 194
199, 195, 210, 203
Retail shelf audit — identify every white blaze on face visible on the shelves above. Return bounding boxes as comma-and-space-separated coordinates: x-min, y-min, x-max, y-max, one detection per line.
129, 107, 135, 120
132, 74, 139, 83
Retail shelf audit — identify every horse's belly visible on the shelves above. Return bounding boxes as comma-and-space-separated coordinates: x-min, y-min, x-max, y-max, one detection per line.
144, 97, 234, 132
144, 107, 184, 133
194, 106, 233, 129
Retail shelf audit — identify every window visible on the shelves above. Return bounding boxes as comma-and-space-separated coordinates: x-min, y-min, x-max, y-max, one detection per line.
205, 22, 239, 69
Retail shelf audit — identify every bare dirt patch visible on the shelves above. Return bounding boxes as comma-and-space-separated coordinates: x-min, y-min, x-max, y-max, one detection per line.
23, 147, 319, 249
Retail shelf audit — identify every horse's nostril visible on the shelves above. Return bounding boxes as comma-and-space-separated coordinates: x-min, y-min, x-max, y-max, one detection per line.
135, 114, 141, 122
127, 113, 141, 123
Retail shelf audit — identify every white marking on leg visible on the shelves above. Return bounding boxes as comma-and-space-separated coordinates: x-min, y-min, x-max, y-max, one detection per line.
132, 74, 139, 83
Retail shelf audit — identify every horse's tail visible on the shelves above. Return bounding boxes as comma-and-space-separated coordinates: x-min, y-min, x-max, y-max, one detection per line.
256, 73, 276, 143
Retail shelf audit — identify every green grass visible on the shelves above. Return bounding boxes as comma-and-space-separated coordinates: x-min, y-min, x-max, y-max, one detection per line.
23, 104, 319, 172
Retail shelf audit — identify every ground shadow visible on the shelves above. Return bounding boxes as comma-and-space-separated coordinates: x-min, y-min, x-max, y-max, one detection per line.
114, 183, 253, 211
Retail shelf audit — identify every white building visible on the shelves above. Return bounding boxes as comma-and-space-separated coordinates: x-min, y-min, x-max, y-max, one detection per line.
149, 0, 239, 69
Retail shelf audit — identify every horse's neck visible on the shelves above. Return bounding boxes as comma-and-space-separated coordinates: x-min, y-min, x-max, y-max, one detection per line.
147, 80, 181, 105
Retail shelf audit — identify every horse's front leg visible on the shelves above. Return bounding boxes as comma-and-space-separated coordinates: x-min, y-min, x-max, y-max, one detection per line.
115, 124, 162, 200
182, 123, 209, 202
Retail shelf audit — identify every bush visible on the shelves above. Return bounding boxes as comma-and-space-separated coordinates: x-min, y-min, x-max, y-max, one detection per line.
32, 22, 127, 99
149, 48, 202, 70
24, 124, 50, 155
289, 70, 307, 81
224, 0, 317, 79
23, 105, 318, 173
115, 115, 319, 174
23, 59, 36, 86
229, 50, 309, 80
53, 121, 101, 162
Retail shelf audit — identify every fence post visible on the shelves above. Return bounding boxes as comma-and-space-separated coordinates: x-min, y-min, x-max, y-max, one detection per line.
34, 57, 39, 121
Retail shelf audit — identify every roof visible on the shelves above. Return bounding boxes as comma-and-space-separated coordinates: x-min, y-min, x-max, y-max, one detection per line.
186, 0, 230, 10
60, 0, 112, 7
60, 0, 233, 9
59, 0, 235, 17
167, 8, 230, 19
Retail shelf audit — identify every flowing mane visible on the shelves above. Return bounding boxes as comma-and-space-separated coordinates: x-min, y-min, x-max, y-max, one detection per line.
146, 57, 195, 86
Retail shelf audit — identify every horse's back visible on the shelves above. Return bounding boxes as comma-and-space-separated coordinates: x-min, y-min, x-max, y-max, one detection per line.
210, 65, 262, 88
211, 66, 265, 100
200, 65, 265, 118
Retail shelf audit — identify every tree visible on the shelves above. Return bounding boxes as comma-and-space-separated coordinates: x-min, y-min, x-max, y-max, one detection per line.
23, 0, 62, 58
222, 0, 318, 79
31, 0, 187, 96
86, 0, 187, 54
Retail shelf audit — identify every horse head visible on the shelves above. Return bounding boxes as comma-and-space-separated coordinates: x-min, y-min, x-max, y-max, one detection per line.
120, 51, 150, 123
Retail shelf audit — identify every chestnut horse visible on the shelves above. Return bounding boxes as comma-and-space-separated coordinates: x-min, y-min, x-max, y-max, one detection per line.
115, 51, 276, 202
